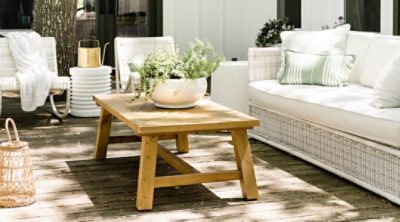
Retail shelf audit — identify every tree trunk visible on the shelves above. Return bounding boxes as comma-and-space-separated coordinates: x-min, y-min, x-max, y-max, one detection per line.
33, 0, 77, 76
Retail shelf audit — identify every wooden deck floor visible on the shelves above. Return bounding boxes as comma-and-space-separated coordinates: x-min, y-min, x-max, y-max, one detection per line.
0, 97, 399, 221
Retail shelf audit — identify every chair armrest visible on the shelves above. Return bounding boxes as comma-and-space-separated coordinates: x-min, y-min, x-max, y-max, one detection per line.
248, 47, 281, 82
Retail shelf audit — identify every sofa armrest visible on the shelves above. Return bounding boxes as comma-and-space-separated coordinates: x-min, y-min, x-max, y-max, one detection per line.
248, 47, 281, 82
211, 61, 249, 114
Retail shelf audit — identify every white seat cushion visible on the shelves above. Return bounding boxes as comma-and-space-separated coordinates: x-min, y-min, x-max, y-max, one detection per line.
249, 80, 400, 147
0, 76, 70, 91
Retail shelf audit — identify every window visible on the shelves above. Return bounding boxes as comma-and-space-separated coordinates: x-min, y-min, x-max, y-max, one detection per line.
345, 0, 380, 32
0, 0, 34, 29
76, 0, 97, 40
395, 0, 400, 35
277, 0, 301, 28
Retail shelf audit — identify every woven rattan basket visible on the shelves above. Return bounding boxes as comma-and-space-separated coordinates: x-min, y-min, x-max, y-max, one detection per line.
0, 118, 36, 208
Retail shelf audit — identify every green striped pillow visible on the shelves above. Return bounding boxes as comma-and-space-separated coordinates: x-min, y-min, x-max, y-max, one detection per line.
279, 51, 355, 87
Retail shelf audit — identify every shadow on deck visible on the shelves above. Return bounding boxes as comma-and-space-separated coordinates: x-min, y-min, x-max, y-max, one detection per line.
0, 97, 399, 221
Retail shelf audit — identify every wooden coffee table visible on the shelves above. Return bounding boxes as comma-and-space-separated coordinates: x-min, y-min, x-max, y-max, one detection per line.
93, 94, 260, 210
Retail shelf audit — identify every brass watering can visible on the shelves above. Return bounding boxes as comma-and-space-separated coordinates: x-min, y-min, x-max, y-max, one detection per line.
77, 40, 110, 68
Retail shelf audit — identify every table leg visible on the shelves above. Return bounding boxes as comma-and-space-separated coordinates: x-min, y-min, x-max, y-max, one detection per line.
176, 133, 189, 153
231, 129, 259, 200
136, 135, 158, 210
94, 107, 113, 160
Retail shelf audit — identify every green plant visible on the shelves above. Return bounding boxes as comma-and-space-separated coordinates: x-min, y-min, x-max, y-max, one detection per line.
255, 18, 294, 47
182, 40, 222, 79
136, 51, 186, 98
131, 40, 223, 99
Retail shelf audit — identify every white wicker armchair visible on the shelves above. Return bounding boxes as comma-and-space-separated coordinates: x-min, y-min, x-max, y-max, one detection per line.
0, 37, 70, 119
114, 36, 175, 93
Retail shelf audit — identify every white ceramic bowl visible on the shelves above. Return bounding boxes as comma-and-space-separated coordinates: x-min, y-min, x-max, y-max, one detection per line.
150, 77, 207, 109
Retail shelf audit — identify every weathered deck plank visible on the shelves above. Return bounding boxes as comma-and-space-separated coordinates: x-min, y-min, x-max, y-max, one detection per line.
0, 97, 399, 221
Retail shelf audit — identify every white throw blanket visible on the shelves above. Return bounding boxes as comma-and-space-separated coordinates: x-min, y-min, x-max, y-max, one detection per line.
7, 32, 56, 111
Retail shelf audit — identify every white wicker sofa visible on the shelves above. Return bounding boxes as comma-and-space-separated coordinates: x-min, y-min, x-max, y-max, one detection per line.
0, 37, 70, 118
247, 31, 400, 205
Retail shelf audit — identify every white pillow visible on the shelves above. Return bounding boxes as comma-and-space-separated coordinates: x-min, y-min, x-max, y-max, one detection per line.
277, 24, 351, 79
371, 52, 400, 108
360, 36, 400, 87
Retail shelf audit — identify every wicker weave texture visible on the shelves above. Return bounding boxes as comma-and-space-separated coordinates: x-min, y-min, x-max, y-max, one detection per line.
248, 47, 281, 82
249, 104, 400, 203
0, 119, 35, 208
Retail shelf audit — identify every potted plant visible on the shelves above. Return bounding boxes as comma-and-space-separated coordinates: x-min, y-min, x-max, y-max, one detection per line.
255, 18, 294, 47
132, 40, 223, 108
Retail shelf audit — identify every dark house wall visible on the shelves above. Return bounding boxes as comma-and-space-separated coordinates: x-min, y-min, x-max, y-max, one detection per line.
0, 0, 34, 29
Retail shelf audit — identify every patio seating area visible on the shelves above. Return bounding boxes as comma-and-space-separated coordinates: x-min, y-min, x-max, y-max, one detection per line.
2, 1, 400, 221
0, 97, 399, 221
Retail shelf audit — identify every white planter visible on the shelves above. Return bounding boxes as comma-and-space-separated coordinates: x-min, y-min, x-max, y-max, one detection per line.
150, 77, 207, 108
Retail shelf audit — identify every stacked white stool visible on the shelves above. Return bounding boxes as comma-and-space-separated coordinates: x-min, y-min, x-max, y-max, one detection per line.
70, 66, 112, 117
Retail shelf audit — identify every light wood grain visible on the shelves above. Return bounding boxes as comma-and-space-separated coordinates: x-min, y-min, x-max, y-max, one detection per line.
231, 129, 259, 200
93, 94, 259, 135
94, 94, 260, 210
176, 133, 189, 153
94, 108, 113, 160
154, 170, 242, 188
136, 136, 158, 211
157, 144, 199, 174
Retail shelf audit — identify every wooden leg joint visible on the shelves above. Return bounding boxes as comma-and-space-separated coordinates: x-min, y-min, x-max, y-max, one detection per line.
94, 108, 113, 160
157, 144, 199, 174
176, 133, 189, 153
231, 129, 259, 200
136, 136, 159, 211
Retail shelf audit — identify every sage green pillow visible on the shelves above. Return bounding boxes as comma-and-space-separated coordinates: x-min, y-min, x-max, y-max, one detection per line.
279, 51, 355, 87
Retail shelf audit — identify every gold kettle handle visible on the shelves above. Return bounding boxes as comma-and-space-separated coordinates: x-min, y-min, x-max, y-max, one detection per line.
101, 42, 110, 66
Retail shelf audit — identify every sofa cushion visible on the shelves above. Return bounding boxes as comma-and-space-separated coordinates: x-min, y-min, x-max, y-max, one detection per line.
279, 51, 355, 86
277, 25, 350, 79
361, 35, 400, 87
372, 52, 400, 108
345, 31, 377, 83
249, 80, 400, 147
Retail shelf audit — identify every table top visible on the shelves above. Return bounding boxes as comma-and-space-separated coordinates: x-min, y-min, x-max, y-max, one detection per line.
94, 94, 259, 135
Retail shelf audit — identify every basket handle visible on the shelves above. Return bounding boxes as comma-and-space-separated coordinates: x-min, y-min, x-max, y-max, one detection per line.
5, 118, 20, 143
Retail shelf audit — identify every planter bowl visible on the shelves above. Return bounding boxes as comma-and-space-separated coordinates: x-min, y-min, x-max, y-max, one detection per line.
150, 78, 207, 108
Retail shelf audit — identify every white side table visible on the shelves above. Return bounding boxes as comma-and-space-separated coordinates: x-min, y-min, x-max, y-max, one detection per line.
70, 66, 112, 117
211, 61, 249, 114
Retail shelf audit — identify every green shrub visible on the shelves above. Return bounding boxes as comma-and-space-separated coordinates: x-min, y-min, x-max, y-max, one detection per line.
255, 18, 294, 47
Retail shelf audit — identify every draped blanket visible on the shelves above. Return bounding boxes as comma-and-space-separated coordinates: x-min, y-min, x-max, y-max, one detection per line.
7, 32, 56, 111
